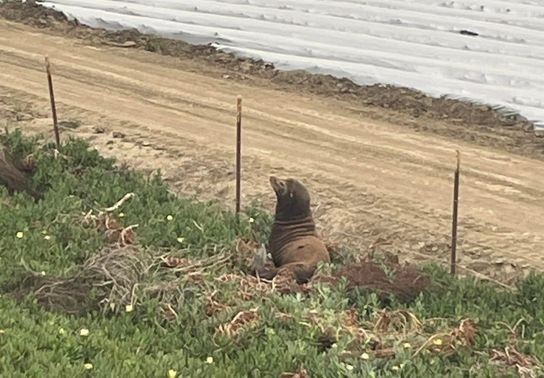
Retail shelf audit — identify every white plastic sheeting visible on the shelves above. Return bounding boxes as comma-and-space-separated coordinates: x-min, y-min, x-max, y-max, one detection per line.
42, 0, 544, 129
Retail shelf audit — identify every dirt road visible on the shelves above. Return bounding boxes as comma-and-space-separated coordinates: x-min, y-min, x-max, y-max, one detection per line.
1, 19, 542, 279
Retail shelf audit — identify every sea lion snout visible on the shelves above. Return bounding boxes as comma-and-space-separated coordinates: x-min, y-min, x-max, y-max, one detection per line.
269, 176, 287, 195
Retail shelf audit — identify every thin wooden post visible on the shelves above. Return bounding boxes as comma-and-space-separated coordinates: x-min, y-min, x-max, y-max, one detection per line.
45, 56, 60, 148
451, 150, 461, 276
235, 95, 242, 216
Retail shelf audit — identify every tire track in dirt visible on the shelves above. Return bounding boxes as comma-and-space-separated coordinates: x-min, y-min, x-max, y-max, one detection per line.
0, 20, 543, 279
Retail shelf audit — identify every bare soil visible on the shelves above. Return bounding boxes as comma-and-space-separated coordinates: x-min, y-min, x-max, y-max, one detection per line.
1, 1, 543, 281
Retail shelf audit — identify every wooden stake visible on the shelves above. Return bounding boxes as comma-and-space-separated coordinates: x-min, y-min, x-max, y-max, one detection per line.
45, 56, 60, 148
235, 95, 242, 216
451, 150, 461, 276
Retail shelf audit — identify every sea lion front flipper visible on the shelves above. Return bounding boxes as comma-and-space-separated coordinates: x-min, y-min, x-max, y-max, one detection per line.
254, 266, 279, 281
278, 263, 317, 285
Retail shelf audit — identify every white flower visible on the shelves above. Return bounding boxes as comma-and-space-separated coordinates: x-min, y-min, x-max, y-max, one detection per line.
166, 215, 173, 221
58, 328, 66, 335
206, 356, 214, 364
79, 328, 90, 337
44, 235, 51, 241
16, 232, 23, 239
119, 212, 125, 218
84, 363, 93, 370
403, 342, 411, 349
125, 304, 133, 313
360, 352, 370, 360
248, 217, 255, 223
176, 237, 185, 244
167, 369, 177, 378
392, 366, 400, 371
345, 364, 354, 371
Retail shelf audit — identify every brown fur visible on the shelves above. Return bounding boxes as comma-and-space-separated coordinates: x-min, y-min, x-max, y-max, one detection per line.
0, 148, 41, 200
256, 176, 330, 284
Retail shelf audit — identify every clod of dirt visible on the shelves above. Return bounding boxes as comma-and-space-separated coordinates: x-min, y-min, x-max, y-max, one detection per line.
112, 131, 125, 139
93, 126, 106, 134
332, 260, 431, 303
0, 0, 76, 29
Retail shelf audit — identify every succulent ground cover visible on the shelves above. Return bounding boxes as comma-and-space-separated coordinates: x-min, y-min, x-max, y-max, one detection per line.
0, 129, 542, 377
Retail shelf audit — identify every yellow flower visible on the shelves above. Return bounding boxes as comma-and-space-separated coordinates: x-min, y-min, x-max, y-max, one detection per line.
16, 232, 23, 239
167, 370, 177, 378
79, 328, 90, 337
125, 304, 133, 313
84, 363, 93, 370
44, 235, 51, 241
433, 338, 443, 346
360, 352, 370, 360
206, 356, 214, 364
166, 215, 173, 221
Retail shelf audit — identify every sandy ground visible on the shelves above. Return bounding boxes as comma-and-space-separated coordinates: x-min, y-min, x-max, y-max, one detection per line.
1, 19, 543, 281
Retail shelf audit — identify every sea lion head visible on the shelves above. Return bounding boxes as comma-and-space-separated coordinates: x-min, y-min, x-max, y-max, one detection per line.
269, 176, 311, 220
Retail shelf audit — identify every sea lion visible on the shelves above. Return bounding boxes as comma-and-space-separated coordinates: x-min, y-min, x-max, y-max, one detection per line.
0, 148, 42, 200
256, 176, 330, 284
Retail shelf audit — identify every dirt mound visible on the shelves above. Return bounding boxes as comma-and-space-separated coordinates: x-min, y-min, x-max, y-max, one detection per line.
0, 0, 75, 28
1, 0, 542, 161
330, 260, 431, 303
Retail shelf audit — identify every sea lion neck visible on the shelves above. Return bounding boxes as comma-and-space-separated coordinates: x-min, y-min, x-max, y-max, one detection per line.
273, 212, 314, 224
274, 201, 312, 222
